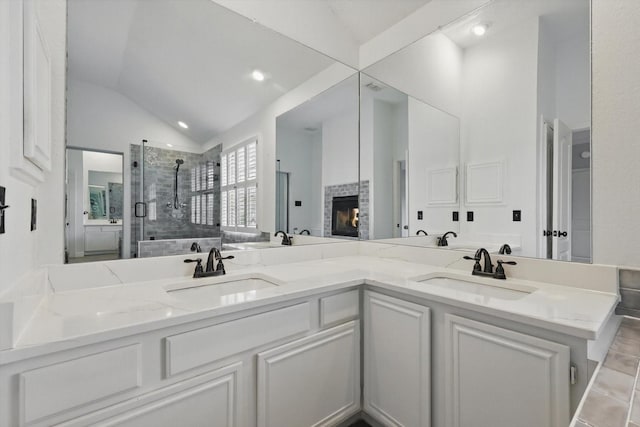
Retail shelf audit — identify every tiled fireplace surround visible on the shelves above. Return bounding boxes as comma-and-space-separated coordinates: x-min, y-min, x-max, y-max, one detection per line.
323, 181, 369, 240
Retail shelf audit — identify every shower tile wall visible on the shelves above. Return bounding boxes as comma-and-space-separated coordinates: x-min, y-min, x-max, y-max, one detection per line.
130, 144, 222, 257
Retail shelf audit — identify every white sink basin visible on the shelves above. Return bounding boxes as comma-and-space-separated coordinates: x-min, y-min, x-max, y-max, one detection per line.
166, 274, 281, 302
418, 276, 533, 301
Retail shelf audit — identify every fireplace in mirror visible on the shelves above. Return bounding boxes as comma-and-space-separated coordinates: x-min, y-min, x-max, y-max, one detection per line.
331, 195, 359, 237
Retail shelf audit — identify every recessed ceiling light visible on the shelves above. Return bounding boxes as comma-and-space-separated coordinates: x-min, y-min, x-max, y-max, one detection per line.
471, 24, 488, 36
252, 69, 265, 82
178, 121, 188, 129
166, 143, 173, 148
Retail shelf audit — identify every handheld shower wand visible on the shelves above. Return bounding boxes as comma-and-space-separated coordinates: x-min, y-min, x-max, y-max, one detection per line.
174, 159, 184, 209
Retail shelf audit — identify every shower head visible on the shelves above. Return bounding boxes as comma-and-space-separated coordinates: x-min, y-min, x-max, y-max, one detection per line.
175, 159, 184, 171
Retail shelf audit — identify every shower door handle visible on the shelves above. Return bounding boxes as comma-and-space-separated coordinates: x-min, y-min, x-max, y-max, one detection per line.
135, 202, 147, 218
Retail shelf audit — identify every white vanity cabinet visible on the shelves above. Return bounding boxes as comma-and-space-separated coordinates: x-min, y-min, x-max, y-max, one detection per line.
363, 291, 431, 427
84, 225, 121, 253
0, 291, 363, 427
257, 321, 361, 427
444, 314, 571, 427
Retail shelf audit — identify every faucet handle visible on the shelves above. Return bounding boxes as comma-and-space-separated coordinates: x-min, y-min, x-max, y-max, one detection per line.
494, 260, 517, 280
184, 258, 204, 276
463, 255, 482, 272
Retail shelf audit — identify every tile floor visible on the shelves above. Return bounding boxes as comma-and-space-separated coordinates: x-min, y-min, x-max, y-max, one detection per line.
576, 317, 640, 427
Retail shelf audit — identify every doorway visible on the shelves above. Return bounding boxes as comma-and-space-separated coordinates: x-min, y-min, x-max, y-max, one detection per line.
65, 148, 124, 264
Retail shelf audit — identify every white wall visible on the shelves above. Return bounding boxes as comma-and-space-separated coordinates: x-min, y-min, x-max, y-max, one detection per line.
458, 18, 540, 257
275, 127, 322, 235
321, 109, 360, 187
359, 0, 489, 68
372, 100, 395, 239
66, 79, 201, 259
592, 0, 640, 267
0, 0, 66, 294
408, 98, 460, 236
362, 97, 410, 240
555, 30, 591, 130
363, 32, 463, 117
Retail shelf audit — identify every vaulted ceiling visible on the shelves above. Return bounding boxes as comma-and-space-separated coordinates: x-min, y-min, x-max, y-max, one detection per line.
67, 0, 432, 145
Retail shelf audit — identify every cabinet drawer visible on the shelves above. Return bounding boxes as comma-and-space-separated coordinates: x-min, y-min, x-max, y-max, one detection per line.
320, 290, 359, 327
20, 344, 141, 425
165, 302, 311, 377
56, 362, 243, 427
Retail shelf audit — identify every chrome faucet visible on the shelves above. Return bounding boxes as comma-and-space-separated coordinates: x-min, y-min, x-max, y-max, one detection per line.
275, 230, 292, 246
190, 242, 202, 253
184, 247, 234, 278
437, 231, 457, 246
464, 247, 517, 280
299, 229, 311, 235
416, 229, 428, 236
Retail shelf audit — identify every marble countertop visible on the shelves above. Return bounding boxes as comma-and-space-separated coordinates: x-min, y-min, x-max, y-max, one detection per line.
0, 252, 619, 364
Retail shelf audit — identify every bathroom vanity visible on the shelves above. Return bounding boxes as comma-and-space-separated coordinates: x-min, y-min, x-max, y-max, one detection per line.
0, 242, 619, 427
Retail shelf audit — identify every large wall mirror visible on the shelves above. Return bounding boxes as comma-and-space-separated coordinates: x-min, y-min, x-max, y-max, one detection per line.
65, 0, 357, 262
362, 0, 591, 263
275, 74, 359, 241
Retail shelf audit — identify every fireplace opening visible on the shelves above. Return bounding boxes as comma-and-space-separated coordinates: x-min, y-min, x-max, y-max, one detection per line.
331, 195, 359, 237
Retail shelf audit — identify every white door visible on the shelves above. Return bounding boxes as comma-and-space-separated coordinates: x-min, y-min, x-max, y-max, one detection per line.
364, 291, 431, 427
444, 314, 570, 427
553, 119, 572, 261
257, 321, 360, 427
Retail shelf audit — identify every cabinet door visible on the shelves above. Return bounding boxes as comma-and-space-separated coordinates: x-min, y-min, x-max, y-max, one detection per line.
363, 291, 431, 427
444, 314, 570, 427
56, 362, 243, 427
84, 229, 118, 252
257, 321, 360, 427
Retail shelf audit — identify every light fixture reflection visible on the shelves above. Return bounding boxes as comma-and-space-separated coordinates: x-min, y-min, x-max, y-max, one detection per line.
252, 69, 265, 82
472, 24, 488, 36
178, 121, 188, 129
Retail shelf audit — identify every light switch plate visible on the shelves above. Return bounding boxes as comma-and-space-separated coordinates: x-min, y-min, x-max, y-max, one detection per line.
31, 199, 37, 231
0, 186, 5, 234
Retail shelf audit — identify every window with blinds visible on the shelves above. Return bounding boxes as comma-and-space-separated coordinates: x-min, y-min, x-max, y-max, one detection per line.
220, 139, 258, 230
190, 160, 216, 225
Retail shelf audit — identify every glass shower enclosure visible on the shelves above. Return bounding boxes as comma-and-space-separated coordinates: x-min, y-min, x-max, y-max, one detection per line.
131, 140, 222, 257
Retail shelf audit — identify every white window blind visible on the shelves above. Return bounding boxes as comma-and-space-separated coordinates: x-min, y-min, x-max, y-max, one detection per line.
190, 161, 216, 226
220, 139, 258, 231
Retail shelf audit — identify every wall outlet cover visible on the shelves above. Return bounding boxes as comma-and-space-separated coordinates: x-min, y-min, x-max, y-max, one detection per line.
31, 199, 37, 231
513, 210, 521, 222
467, 211, 474, 222
452, 211, 459, 222
417, 210, 423, 220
